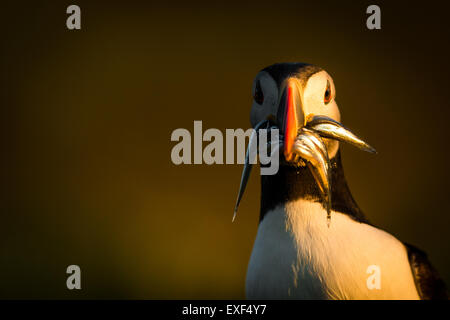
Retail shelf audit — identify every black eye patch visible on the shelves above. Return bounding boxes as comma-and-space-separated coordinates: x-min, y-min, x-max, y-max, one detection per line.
324, 80, 332, 104
254, 79, 264, 105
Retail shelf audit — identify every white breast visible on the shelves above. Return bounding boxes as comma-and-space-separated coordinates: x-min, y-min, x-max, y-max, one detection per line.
246, 200, 420, 300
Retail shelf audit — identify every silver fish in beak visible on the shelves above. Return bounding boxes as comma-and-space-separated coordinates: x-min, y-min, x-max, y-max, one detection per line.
233, 77, 376, 225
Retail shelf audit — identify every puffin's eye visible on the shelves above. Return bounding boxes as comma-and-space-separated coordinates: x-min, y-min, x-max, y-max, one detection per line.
324, 80, 332, 104
254, 79, 264, 105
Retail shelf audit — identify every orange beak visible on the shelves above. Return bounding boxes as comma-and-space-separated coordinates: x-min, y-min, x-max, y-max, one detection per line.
281, 80, 303, 161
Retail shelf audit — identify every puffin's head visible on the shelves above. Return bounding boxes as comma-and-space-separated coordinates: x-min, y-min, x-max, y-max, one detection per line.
251, 63, 375, 160
233, 63, 376, 222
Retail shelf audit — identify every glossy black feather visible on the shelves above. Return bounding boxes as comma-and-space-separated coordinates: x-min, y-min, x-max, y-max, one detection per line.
260, 151, 368, 223
404, 243, 449, 300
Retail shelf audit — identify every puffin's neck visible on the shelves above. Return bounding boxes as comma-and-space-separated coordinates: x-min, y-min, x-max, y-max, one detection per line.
259, 151, 369, 224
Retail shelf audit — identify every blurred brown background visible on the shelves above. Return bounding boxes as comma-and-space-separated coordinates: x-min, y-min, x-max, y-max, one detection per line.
1, 0, 449, 298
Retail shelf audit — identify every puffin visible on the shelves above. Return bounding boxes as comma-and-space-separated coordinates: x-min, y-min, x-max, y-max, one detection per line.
233, 63, 448, 300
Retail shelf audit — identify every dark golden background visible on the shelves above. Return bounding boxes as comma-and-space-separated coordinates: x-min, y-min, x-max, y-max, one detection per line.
2, 1, 449, 298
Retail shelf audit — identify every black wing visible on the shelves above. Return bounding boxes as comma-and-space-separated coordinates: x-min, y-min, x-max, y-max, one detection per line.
404, 243, 448, 300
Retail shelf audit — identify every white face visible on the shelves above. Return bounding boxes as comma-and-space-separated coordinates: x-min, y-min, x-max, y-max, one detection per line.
250, 69, 341, 158
250, 71, 278, 128
302, 71, 341, 158
302, 71, 340, 124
